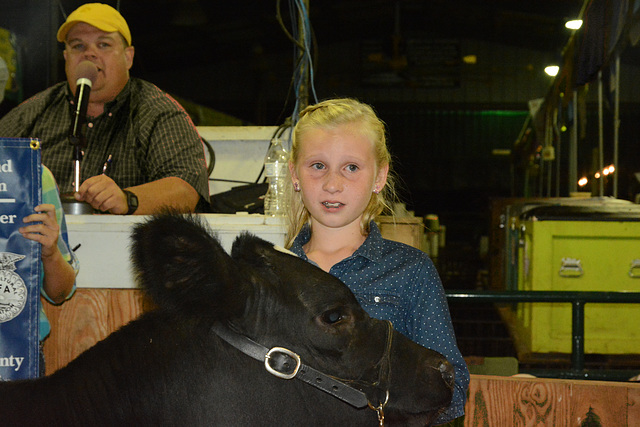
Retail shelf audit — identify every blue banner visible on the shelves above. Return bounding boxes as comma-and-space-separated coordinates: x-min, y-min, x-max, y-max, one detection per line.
0, 138, 41, 380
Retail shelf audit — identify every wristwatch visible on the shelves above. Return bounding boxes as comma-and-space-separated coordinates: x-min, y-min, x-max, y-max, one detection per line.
122, 190, 139, 215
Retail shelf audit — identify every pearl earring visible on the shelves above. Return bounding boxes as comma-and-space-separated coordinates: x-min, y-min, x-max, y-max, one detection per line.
294, 182, 301, 192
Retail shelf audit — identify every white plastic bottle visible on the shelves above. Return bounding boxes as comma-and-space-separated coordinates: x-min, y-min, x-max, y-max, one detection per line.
264, 138, 290, 216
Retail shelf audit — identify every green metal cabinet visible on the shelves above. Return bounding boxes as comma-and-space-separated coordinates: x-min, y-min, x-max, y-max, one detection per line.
515, 204, 640, 354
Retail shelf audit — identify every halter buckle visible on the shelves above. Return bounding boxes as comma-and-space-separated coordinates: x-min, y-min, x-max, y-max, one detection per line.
264, 347, 301, 379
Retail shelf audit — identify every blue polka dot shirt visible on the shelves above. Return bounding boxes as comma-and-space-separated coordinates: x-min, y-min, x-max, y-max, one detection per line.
290, 221, 469, 424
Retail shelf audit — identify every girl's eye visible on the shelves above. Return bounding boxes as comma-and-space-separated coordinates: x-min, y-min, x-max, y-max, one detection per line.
311, 162, 325, 170
346, 164, 359, 172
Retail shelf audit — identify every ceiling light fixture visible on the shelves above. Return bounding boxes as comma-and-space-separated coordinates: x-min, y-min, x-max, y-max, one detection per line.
462, 55, 477, 65
565, 20, 583, 30
544, 65, 559, 76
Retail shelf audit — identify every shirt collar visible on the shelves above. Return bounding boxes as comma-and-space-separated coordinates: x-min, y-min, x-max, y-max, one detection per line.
290, 220, 385, 264
354, 221, 385, 263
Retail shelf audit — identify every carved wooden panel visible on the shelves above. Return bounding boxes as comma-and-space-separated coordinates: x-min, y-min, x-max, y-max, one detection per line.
465, 374, 640, 426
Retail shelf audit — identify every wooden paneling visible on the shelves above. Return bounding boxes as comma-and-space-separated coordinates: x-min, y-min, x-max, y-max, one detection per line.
465, 374, 640, 426
42, 289, 150, 375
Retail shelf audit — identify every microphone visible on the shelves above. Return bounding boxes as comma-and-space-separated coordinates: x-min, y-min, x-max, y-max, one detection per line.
68, 60, 98, 193
69, 60, 98, 144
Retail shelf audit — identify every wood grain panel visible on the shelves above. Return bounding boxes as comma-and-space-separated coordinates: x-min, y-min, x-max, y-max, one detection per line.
629, 386, 640, 424
42, 289, 148, 375
465, 375, 640, 426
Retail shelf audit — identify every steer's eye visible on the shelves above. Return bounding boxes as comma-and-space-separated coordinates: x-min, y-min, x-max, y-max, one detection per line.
321, 310, 344, 325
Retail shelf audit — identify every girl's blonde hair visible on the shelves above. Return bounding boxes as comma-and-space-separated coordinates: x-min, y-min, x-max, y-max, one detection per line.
285, 98, 398, 248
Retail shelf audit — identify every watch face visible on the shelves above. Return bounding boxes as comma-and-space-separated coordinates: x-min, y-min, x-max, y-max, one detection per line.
126, 191, 138, 214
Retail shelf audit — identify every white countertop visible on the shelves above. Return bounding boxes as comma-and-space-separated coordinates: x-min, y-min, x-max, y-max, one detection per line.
66, 214, 286, 289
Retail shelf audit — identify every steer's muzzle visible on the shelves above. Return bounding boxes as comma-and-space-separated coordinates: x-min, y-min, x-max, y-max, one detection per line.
438, 359, 455, 389
385, 329, 456, 418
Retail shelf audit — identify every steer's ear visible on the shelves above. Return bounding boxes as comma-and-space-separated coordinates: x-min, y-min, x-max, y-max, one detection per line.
130, 212, 247, 319
230, 232, 291, 269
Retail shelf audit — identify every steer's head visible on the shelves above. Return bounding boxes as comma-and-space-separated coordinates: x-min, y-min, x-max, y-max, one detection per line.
231, 233, 455, 425
131, 213, 454, 425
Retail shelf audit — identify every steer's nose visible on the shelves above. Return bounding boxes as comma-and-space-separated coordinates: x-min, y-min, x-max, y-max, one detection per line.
439, 360, 455, 389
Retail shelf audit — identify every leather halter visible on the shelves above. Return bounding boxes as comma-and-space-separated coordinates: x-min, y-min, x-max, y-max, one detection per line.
210, 320, 394, 411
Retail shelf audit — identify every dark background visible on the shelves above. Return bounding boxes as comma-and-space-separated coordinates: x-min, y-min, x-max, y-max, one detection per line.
2, 0, 639, 246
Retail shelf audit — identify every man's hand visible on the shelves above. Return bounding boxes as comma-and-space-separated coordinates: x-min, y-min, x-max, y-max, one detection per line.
75, 176, 199, 215
75, 174, 128, 214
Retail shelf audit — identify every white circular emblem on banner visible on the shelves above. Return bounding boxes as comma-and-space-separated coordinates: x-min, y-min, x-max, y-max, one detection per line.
0, 253, 27, 323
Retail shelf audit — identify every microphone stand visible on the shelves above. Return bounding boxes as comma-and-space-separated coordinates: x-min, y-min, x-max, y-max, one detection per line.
61, 83, 94, 215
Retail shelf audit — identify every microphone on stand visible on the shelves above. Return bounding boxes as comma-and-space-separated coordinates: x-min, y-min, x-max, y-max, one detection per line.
70, 60, 98, 144
69, 60, 98, 192
62, 60, 98, 215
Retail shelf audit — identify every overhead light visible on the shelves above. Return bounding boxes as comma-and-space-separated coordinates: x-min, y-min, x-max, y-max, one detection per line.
462, 55, 477, 64
544, 65, 559, 76
565, 20, 583, 30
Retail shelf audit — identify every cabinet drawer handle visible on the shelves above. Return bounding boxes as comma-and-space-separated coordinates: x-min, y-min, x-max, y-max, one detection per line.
559, 257, 583, 278
630, 259, 640, 278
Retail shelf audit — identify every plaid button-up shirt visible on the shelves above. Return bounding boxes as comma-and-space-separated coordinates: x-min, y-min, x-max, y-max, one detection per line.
0, 78, 210, 209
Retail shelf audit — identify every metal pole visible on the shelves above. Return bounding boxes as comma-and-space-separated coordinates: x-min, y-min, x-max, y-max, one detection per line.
598, 70, 604, 196
613, 56, 620, 198
571, 300, 585, 371
569, 91, 578, 193
554, 116, 561, 197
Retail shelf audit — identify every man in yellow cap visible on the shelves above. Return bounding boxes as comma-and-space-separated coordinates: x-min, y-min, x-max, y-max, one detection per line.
0, 3, 210, 214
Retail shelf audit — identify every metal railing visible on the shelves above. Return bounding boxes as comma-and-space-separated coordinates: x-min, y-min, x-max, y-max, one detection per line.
446, 290, 640, 381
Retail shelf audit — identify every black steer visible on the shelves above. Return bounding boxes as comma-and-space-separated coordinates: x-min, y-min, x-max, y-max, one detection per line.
0, 213, 454, 426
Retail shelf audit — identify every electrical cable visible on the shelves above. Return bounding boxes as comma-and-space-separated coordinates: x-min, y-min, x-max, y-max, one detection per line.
267, 0, 319, 189
275, 0, 318, 127
57, 1, 67, 20
276, 0, 304, 49
202, 137, 215, 177
255, 119, 292, 184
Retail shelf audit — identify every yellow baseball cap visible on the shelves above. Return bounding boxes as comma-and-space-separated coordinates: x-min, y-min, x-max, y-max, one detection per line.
57, 3, 132, 46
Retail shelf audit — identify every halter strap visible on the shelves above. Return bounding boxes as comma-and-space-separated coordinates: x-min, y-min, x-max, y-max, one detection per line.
210, 322, 370, 408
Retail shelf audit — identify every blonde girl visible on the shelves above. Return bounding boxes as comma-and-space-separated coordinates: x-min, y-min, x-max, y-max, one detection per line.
286, 98, 469, 424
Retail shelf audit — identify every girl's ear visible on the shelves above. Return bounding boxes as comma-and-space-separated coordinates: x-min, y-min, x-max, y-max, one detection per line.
375, 163, 389, 192
288, 161, 298, 181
